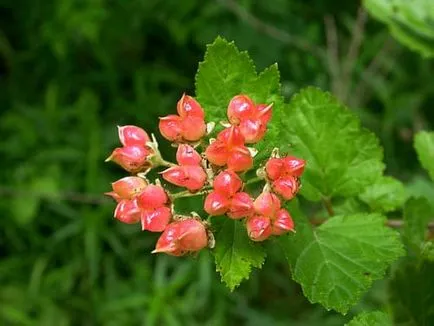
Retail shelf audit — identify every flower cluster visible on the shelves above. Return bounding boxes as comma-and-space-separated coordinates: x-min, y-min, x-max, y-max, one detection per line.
105, 94, 306, 255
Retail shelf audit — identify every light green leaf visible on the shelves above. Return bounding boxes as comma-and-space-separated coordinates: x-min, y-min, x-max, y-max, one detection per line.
346, 311, 392, 326
359, 176, 406, 212
364, 0, 434, 58
414, 131, 434, 181
282, 87, 384, 201
213, 219, 266, 290
403, 197, 433, 253
279, 201, 404, 314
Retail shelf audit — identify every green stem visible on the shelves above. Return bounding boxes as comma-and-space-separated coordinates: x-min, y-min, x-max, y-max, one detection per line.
170, 188, 211, 200
244, 176, 264, 186
322, 197, 335, 217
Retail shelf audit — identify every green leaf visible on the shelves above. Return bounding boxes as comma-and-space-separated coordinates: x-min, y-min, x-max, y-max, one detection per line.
389, 260, 434, 325
279, 201, 404, 314
195, 37, 284, 157
364, 0, 434, 58
403, 197, 433, 253
414, 131, 434, 181
359, 176, 406, 212
213, 219, 266, 290
282, 87, 384, 201
346, 311, 392, 326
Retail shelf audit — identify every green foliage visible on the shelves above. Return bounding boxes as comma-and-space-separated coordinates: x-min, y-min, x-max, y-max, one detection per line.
359, 176, 406, 212
364, 0, 434, 58
213, 219, 266, 290
346, 311, 392, 326
279, 201, 404, 313
414, 131, 434, 181
403, 197, 433, 254
281, 88, 384, 201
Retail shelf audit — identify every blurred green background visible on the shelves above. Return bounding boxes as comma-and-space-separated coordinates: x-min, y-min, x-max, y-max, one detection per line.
1, 0, 433, 325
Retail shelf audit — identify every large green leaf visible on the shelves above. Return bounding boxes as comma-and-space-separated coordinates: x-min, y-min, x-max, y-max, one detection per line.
414, 131, 434, 181
282, 87, 384, 201
364, 0, 434, 58
346, 311, 392, 326
359, 176, 406, 212
279, 201, 404, 314
212, 219, 266, 290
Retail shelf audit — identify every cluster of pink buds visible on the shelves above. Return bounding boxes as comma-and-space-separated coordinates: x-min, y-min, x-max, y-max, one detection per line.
105, 93, 306, 256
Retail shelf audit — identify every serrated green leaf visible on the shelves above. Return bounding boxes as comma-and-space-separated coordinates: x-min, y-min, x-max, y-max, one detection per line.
279, 201, 404, 314
414, 131, 434, 181
195, 37, 284, 158
389, 260, 434, 325
346, 311, 392, 326
364, 0, 434, 58
403, 197, 433, 253
359, 176, 406, 212
282, 87, 384, 201
213, 219, 266, 290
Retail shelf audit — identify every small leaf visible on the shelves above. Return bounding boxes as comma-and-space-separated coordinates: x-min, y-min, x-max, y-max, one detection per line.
213, 219, 266, 290
281, 87, 384, 201
346, 311, 392, 326
359, 176, 406, 212
414, 131, 434, 181
279, 201, 404, 314
403, 197, 433, 253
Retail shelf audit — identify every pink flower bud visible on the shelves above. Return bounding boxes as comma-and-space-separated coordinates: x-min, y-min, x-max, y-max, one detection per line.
162, 165, 207, 191
246, 215, 272, 241
204, 191, 230, 216
153, 219, 208, 256
272, 209, 294, 235
137, 185, 168, 209
114, 199, 141, 224
205, 141, 229, 166
213, 170, 242, 195
111, 176, 148, 199
159, 115, 183, 142
217, 126, 245, 148
177, 94, 205, 119
272, 176, 299, 200
141, 206, 172, 232
118, 125, 150, 147
283, 157, 306, 177
227, 147, 253, 172
254, 192, 281, 217
265, 158, 284, 181
239, 119, 266, 143
176, 144, 202, 166
104, 191, 122, 202
181, 116, 206, 141
227, 94, 255, 124
106, 145, 151, 172
227, 192, 254, 219
256, 103, 273, 125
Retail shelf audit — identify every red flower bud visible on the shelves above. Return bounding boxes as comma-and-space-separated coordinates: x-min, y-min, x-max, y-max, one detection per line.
227, 147, 253, 172
159, 115, 183, 142
227, 94, 255, 124
283, 156, 306, 177
177, 94, 205, 119
239, 119, 267, 143
205, 140, 229, 166
254, 192, 281, 217
181, 115, 206, 141
213, 170, 242, 195
137, 185, 168, 209
265, 158, 284, 181
256, 103, 273, 125
272, 176, 299, 200
176, 144, 202, 166
114, 199, 141, 224
162, 165, 207, 191
153, 219, 208, 256
141, 206, 172, 232
106, 145, 151, 172
110, 176, 148, 199
246, 215, 272, 241
118, 125, 150, 147
204, 191, 230, 216
217, 126, 245, 148
272, 208, 294, 235
227, 192, 254, 219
